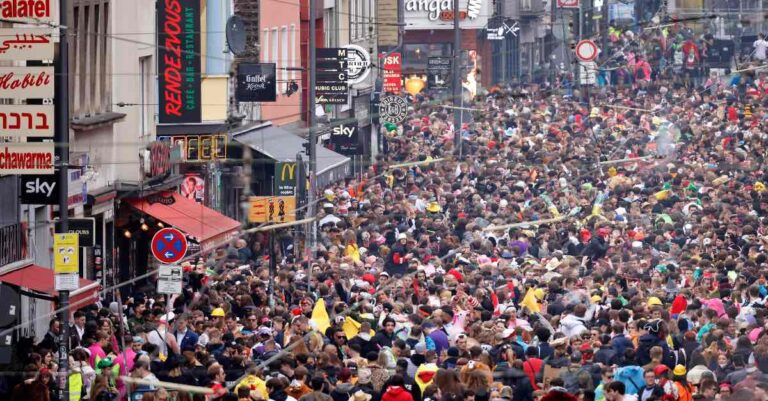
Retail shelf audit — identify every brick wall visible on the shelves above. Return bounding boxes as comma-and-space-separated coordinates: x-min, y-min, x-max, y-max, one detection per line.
234, 0, 260, 60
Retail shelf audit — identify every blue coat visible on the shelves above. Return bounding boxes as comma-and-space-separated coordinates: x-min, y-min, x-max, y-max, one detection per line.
174, 330, 199, 352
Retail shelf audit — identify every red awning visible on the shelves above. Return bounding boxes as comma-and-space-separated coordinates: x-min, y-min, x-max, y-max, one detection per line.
0, 264, 99, 310
127, 192, 241, 253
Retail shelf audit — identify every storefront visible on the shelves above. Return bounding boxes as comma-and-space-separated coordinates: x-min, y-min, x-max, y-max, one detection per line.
400, 0, 493, 94
231, 121, 351, 197
116, 191, 241, 288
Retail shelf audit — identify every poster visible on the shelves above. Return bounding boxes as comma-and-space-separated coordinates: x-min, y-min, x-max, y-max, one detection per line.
180, 174, 205, 203
236, 63, 277, 102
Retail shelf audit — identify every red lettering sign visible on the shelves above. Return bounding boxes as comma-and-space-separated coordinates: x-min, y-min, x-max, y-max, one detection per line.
0, 144, 54, 173
382, 52, 402, 94
0, 0, 51, 20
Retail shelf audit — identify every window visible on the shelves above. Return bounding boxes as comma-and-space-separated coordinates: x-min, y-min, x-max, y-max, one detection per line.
290, 24, 297, 80
272, 28, 278, 64
362, 0, 368, 38
72, 0, 111, 116
139, 56, 153, 136
350, 0, 358, 40
281, 26, 288, 83
262, 29, 269, 62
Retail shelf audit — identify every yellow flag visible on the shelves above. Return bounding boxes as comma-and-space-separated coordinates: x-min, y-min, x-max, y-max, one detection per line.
342, 316, 362, 339
520, 288, 540, 314
311, 298, 331, 335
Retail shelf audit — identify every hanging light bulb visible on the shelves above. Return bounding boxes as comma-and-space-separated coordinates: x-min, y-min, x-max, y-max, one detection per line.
140, 218, 149, 232
157, 221, 165, 228
123, 230, 132, 239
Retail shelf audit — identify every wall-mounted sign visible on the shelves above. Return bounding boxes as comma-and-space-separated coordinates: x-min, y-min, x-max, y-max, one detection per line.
180, 173, 205, 203
158, 0, 201, 124
557, 0, 580, 8
379, 95, 408, 124
579, 61, 597, 85
0, 0, 54, 23
486, 19, 519, 40
20, 172, 58, 204
0, 223, 27, 267
148, 141, 171, 178
427, 57, 451, 89
404, 0, 491, 30
382, 52, 402, 94
275, 162, 297, 196
0, 29, 53, 60
0, 67, 53, 99
236, 63, 277, 102
55, 218, 96, 248
0, 142, 54, 175
344, 44, 371, 84
54, 233, 79, 274
248, 196, 297, 223
0, 105, 53, 137
316, 48, 349, 104
329, 119, 359, 156
158, 134, 227, 161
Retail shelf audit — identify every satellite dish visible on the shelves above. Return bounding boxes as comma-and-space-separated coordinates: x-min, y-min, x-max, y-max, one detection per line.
226, 15, 248, 56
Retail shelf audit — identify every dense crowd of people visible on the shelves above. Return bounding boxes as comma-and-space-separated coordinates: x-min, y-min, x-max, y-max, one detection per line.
9, 19, 768, 401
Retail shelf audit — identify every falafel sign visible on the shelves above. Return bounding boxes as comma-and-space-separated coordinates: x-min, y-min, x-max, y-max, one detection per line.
158, 0, 201, 124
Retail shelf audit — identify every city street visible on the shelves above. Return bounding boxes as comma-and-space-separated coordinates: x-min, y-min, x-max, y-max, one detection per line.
2, 1, 768, 401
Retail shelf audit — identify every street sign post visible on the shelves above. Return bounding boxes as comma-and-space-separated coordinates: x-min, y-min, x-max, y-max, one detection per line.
151, 228, 188, 264
157, 264, 183, 295
575, 40, 599, 62
54, 233, 79, 274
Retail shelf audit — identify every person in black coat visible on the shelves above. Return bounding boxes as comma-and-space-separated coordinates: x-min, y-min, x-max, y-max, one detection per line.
372, 317, 397, 349
638, 369, 665, 401
386, 233, 412, 276
492, 359, 534, 401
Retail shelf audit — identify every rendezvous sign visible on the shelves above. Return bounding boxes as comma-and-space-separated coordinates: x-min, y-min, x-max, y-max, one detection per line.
316, 48, 349, 105
151, 227, 188, 264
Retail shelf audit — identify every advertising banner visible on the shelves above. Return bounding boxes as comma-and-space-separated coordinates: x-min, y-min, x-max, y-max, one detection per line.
275, 162, 298, 197
329, 119, 359, 156
382, 52, 402, 94
180, 173, 205, 203
158, 0, 201, 124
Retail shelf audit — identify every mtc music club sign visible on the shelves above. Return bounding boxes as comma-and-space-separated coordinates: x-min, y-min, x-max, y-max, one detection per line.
158, 0, 202, 124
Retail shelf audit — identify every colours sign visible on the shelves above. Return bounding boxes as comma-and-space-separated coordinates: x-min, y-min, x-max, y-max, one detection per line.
158, 0, 201, 124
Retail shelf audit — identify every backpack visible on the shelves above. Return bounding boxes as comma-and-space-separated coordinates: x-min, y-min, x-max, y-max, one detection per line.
561, 366, 593, 394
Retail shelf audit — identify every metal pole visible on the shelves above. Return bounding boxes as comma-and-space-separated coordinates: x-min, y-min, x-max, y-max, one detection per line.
56, 0, 70, 398
452, 0, 461, 153
308, 0, 317, 265
269, 230, 276, 307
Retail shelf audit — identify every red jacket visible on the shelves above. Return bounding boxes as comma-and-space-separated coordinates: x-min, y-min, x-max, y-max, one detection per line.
523, 357, 544, 390
382, 386, 414, 401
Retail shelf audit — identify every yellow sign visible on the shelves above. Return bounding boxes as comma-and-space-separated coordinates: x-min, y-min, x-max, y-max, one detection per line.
54, 233, 79, 274
248, 196, 297, 223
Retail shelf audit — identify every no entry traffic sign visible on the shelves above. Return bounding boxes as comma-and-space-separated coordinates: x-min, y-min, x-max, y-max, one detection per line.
575, 40, 599, 62
151, 228, 188, 264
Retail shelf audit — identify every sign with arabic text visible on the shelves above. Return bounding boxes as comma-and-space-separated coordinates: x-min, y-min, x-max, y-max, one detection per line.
158, 0, 202, 124
236, 63, 277, 102
0, 29, 53, 60
0, 105, 53, 137
0, 67, 53, 98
